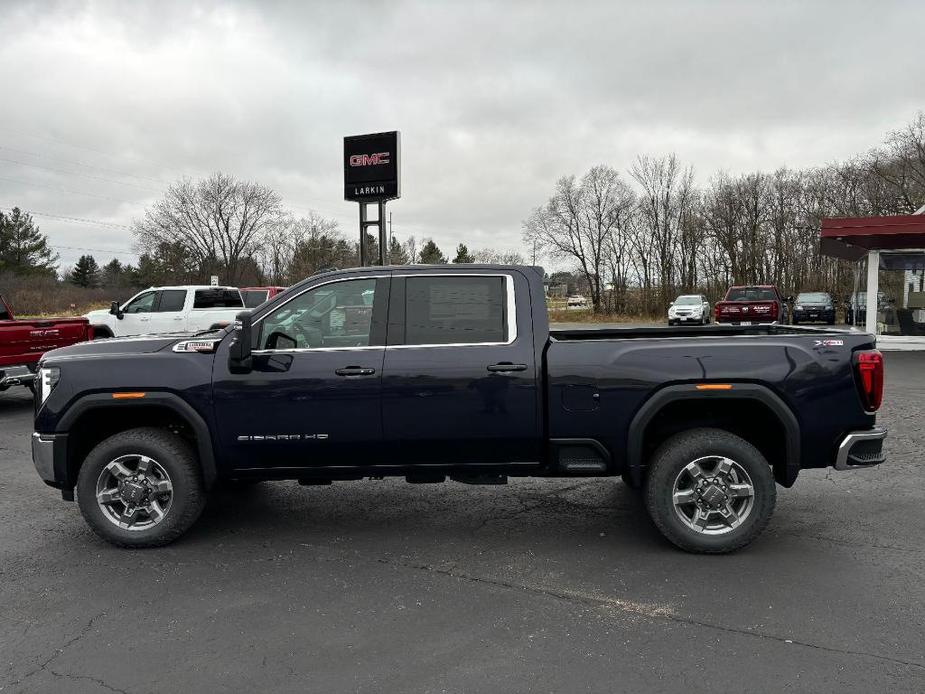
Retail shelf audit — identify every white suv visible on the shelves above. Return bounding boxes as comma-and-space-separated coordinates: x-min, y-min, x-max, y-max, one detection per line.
668, 294, 711, 325
86, 286, 244, 338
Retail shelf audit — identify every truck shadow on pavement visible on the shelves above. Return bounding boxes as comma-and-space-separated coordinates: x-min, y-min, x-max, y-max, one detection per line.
189, 478, 668, 551
0, 390, 34, 413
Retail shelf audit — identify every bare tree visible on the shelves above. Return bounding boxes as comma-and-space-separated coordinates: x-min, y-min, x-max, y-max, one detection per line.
133, 172, 284, 284
630, 154, 695, 307
473, 248, 526, 265
523, 166, 635, 312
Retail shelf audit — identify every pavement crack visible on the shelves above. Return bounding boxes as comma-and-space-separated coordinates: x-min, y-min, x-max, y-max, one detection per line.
365, 553, 925, 673
45, 668, 132, 694
6, 610, 108, 688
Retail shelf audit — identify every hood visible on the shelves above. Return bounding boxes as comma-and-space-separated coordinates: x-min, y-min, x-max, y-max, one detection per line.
85, 308, 111, 321
42, 333, 192, 362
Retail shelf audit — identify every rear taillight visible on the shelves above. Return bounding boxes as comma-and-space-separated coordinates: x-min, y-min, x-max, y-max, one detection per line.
854, 350, 884, 412
769, 302, 778, 319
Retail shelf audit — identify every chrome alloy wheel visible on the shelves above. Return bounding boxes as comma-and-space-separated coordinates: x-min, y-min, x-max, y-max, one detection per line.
95, 454, 174, 531
671, 456, 755, 535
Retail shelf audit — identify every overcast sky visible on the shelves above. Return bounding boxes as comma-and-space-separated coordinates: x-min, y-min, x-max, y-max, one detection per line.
0, 0, 922, 272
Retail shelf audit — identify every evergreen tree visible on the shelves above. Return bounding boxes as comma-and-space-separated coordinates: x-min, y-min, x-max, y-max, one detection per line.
70, 255, 101, 288
452, 243, 474, 263
418, 239, 447, 264
388, 236, 410, 265
101, 258, 125, 287
0, 207, 58, 275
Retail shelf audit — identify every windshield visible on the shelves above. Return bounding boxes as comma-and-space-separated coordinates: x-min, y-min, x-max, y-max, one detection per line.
797, 292, 830, 304
674, 296, 702, 305
725, 287, 776, 302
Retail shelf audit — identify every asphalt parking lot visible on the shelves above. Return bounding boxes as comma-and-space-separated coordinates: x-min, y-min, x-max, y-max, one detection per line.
2, 353, 924, 694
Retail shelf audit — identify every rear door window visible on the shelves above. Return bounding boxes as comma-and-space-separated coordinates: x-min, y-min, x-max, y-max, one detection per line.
242, 290, 270, 308
156, 290, 187, 312
404, 276, 507, 345
193, 289, 244, 309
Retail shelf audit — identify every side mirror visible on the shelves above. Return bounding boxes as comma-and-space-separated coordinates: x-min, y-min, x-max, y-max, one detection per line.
669, 302, 675, 307
786, 296, 794, 303
228, 310, 254, 374
109, 301, 123, 319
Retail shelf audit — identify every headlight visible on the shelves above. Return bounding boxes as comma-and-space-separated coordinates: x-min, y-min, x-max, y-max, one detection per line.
38, 366, 60, 406
794, 304, 803, 311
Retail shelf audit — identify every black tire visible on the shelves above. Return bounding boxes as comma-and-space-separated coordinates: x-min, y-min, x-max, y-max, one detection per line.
644, 428, 776, 554
76, 427, 206, 548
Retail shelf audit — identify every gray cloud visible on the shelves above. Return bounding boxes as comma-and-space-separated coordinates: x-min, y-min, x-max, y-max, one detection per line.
0, 0, 922, 271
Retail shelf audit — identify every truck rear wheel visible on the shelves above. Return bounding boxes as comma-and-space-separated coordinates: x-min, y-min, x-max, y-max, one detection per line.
644, 428, 776, 553
76, 427, 205, 548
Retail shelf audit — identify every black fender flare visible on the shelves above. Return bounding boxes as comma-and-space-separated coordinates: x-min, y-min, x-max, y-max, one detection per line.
57, 392, 217, 487
625, 383, 801, 486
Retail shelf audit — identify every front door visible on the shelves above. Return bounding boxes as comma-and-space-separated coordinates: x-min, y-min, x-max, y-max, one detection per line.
118, 290, 158, 335
212, 274, 389, 472
381, 271, 540, 466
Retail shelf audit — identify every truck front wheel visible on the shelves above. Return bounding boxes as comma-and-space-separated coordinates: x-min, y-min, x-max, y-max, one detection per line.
644, 428, 776, 553
76, 427, 206, 548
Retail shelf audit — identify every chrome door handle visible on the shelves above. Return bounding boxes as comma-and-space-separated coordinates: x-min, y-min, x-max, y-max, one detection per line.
335, 366, 376, 376
487, 363, 527, 372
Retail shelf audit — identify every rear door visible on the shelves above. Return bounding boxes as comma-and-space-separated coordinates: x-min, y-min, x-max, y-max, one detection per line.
148, 289, 188, 333
381, 270, 540, 466
189, 288, 244, 331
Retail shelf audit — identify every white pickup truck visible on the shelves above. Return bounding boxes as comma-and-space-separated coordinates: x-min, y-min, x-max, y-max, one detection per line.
85, 286, 244, 338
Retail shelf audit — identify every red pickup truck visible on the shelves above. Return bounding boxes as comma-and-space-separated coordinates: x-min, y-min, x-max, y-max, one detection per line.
714, 285, 792, 325
0, 294, 93, 391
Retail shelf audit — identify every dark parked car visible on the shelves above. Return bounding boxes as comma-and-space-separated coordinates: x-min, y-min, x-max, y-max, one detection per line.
845, 291, 890, 326
32, 265, 885, 554
792, 292, 836, 325
714, 285, 791, 325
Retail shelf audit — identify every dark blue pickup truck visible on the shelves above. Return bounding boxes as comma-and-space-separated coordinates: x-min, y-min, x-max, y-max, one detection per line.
31, 265, 886, 553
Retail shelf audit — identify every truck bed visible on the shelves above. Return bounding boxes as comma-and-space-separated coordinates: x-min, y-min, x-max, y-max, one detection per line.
550, 323, 853, 341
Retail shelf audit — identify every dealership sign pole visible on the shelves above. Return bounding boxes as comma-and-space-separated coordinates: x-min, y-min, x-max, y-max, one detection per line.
344, 131, 401, 266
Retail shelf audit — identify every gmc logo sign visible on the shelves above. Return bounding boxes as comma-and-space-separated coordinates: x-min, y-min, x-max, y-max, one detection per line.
349, 152, 390, 167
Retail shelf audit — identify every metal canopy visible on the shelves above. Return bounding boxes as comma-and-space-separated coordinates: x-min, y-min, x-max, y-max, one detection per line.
821, 215, 925, 261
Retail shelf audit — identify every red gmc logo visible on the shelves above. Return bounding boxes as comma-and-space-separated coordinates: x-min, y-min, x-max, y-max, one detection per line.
349, 152, 390, 167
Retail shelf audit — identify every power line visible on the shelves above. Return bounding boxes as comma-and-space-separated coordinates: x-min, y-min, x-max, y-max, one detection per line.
0, 144, 169, 185
0, 156, 163, 193
0, 127, 173, 173
54, 244, 136, 257
0, 175, 136, 204
0, 207, 131, 230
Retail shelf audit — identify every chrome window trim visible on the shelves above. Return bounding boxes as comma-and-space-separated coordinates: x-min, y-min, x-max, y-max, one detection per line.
252, 345, 382, 355
253, 274, 388, 353
253, 271, 518, 354
391, 272, 517, 349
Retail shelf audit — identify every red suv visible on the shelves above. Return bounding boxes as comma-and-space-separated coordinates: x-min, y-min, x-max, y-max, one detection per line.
714, 285, 791, 325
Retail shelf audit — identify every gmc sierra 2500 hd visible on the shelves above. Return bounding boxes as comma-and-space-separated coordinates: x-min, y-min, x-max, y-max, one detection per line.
32, 265, 886, 553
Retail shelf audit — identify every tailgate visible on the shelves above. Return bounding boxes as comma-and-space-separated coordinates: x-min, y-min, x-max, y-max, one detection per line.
715, 301, 776, 322
0, 318, 89, 368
